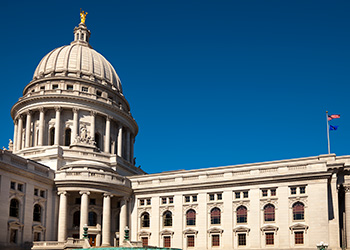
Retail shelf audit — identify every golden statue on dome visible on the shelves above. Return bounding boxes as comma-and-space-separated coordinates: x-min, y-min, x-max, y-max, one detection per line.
80, 9, 88, 24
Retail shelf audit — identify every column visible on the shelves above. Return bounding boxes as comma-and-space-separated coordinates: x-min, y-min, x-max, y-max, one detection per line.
54, 107, 62, 145
17, 115, 23, 150
80, 191, 90, 239
13, 120, 18, 151
104, 116, 111, 153
117, 125, 123, 157
119, 198, 128, 243
344, 185, 350, 248
72, 108, 79, 143
90, 111, 96, 141
131, 137, 135, 165
57, 191, 68, 242
102, 193, 113, 246
25, 111, 32, 148
38, 108, 45, 146
126, 129, 130, 162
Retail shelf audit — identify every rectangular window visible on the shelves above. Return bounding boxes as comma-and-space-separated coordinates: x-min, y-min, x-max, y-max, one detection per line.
235, 192, 241, 199
11, 181, 16, 190
209, 194, 215, 201
34, 188, 39, 196
162, 198, 167, 204
300, 186, 306, 194
185, 196, 190, 203
67, 85, 73, 90
295, 232, 304, 244
40, 190, 45, 198
212, 235, 220, 247
169, 197, 173, 204
291, 187, 297, 195
270, 189, 276, 196
141, 237, 148, 247
146, 198, 151, 205
217, 193, 222, 200
262, 189, 268, 197
17, 183, 23, 192
238, 233, 246, 246
10, 229, 17, 243
192, 195, 197, 202
187, 235, 195, 247
164, 236, 171, 248
243, 191, 249, 198
52, 84, 58, 89
140, 199, 145, 206
265, 233, 274, 245
34, 232, 41, 241
82, 86, 88, 92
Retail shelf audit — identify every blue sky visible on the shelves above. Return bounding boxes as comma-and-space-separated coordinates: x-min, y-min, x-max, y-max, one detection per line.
1, 1, 349, 174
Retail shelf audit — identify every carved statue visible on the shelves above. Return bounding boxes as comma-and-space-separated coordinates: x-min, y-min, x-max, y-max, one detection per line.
73, 125, 95, 146
80, 125, 87, 139
80, 9, 88, 24
8, 139, 13, 151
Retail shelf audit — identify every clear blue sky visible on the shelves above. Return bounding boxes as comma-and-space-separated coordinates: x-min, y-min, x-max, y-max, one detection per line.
1, 1, 349, 174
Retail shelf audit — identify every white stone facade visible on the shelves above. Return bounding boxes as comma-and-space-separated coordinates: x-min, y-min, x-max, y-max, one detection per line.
0, 20, 349, 250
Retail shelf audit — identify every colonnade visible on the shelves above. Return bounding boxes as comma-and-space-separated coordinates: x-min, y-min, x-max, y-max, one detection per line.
13, 107, 135, 162
57, 191, 128, 246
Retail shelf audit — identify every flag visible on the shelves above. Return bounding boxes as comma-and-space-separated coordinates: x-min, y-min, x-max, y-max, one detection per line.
328, 114, 340, 121
330, 125, 338, 131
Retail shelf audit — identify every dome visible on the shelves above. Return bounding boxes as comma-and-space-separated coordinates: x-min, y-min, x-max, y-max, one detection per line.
32, 23, 122, 92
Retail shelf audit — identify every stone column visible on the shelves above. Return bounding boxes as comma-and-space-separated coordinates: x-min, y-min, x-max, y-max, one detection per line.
17, 115, 23, 150
119, 198, 128, 242
90, 111, 96, 141
126, 129, 131, 162
25, 111, 32, 148
102, 193, 113, 246
80, 191, 90, 238
57, 191, 68, 242
117, 125, 123, 157
131, 137, 135, 165
54, 107, 62, 145
72, 108, 79, 143
13, 120, 18, 151
344, 184, 350, 248
38, 108, 45, 146
104, 116, 111, 153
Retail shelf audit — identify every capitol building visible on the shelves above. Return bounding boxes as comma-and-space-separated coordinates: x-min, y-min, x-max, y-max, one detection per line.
0, 15, 350, 250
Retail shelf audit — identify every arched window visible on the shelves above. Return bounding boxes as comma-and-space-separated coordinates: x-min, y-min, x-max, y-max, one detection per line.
88, 212, 97, 226
186, 209, 196, 226
211, 207, 221, 225
293, 202, 304, 220
73, 211, 80, 227
33, 204, 42, 222
95, 133, 100, 149
49, 127, 55, 145
264, 204, 275, 222
236, 206, 247, 223
64, 128, 71, 146
141, 212, 150, 228
10, 199, 19, 218
163, 211, 172, 227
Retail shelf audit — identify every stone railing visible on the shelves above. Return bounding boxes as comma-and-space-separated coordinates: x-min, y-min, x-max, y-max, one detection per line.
32, 238, 89, 249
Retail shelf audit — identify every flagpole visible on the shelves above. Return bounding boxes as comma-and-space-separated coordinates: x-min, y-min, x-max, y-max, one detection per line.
326, 111, 330, 154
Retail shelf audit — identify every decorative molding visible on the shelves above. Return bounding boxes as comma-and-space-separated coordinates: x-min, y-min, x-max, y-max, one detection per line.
183, 228, 198, 235
207, 202, 224, 213
138, 230, 151, 237
138, 207, 152, 217
289, 223, 309, 233
183, 204, 198, 213
288, 196, 308, 208
160, 229, 174, 236
207, 227, 224, 234
160, 206, 174, 215
233, 226, 250, 235
233, 200, 250, 211
260, 225, 279, 234
260, 199, 278, 210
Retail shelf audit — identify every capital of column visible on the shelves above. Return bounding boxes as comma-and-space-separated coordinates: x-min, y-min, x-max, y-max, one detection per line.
79, 191, 91, 196
106, 115, 111, 121
103, 193, 114, 198
17, 114, 24, 120
39, 107, 45, 113
73, 108, 79, 114
14, 119, 18, 125
344, 184, 350, 193
90, 111, 97, 117
25, 110, 33, 116
58, 191, 67, 196
55, 106, 62, 112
